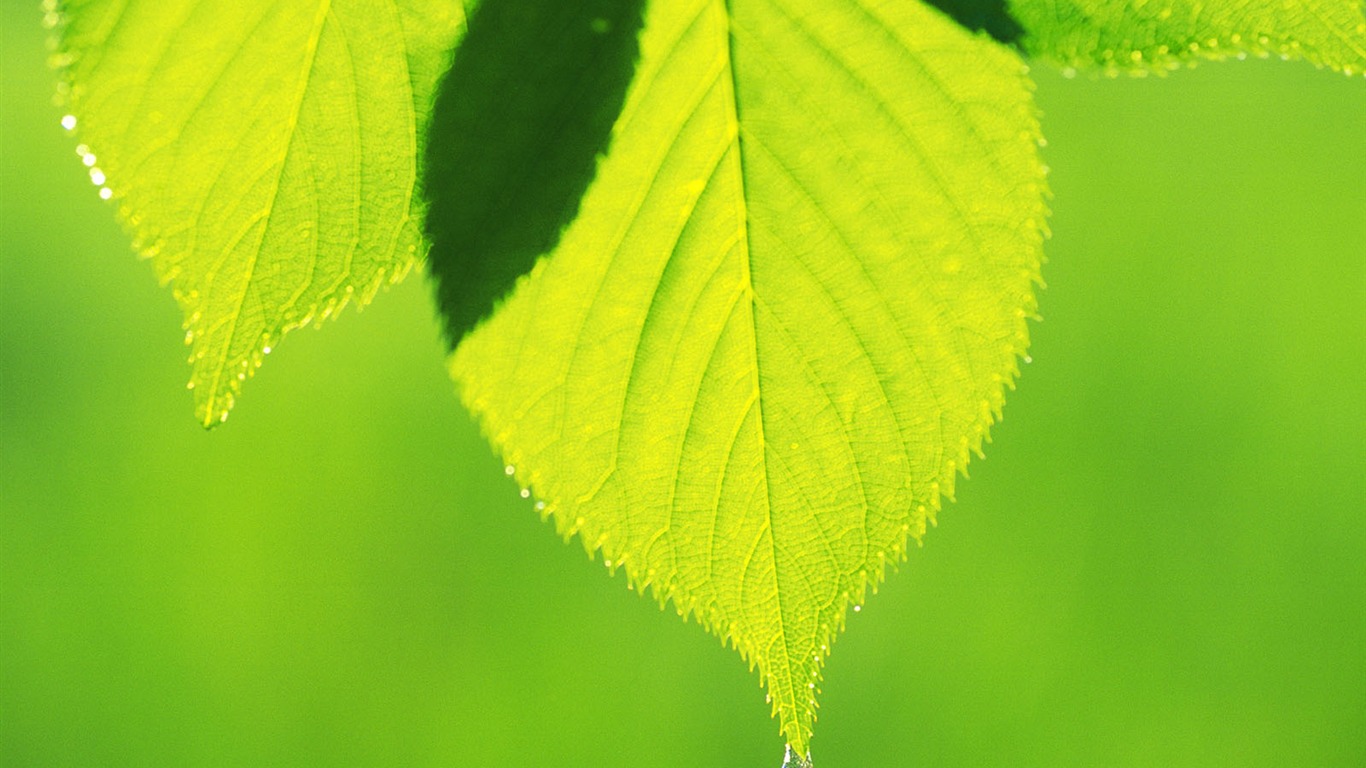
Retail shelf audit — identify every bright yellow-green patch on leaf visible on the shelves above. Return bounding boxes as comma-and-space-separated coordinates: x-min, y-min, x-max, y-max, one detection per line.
452, 0, 1046, 755
53, 0, 464, 426
1010, 0, 1366, 74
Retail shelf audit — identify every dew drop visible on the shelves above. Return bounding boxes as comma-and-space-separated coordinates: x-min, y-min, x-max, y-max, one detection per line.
534, 501, 546, 511
519, 488, 531, 499
60, 114, 76, 131
504, 464, 515, 476
98, 187, 112, 200
781, 744, 814, 768
82, 153, 97, 167
262, 346, 272, 355
853, 605, 862, 612
89, 168, 105, 185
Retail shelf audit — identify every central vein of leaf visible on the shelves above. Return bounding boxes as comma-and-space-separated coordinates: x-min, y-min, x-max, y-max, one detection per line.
717, 0, 799, 746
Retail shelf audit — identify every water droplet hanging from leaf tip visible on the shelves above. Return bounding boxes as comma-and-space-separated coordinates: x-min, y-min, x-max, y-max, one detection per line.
781, 744, 813, 768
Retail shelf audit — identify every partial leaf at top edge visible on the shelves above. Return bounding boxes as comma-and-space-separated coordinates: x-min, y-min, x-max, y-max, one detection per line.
451, 0, 1046, 756
1006, 0, 1366, 74
53, 0, 465, 426
424, 0, 647, 346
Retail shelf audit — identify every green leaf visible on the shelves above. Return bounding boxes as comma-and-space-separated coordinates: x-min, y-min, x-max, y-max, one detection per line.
450, 0, 1046, 755
54, 0, 465, 426
1008, 0, 1366, 74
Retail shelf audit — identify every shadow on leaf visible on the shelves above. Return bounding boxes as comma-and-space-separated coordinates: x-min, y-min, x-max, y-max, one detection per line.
423, 0, 646, 347
921, 0, 1024, 44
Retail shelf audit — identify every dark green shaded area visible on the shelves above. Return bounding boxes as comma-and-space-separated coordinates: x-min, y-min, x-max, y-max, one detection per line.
423, 0, 646, 346
923, 0, 1024, 44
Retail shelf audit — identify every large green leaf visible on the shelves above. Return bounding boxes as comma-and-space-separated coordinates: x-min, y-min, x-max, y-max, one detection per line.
451, 0, 1046, 755
1009, 0, 1366, 73
54, 0, 465, 426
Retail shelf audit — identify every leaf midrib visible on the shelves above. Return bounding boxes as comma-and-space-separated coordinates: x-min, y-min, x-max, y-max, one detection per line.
202, 0, 332, 426
718, 0, 801, 744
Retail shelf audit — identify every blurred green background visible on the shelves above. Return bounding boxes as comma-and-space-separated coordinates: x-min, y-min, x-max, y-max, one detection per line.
3, 4, 1363, 765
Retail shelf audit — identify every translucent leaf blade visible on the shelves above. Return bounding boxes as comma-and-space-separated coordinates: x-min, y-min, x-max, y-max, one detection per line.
450, 0, 1046, 753
54, 0, 464, 425
1006, 0, 1366, 73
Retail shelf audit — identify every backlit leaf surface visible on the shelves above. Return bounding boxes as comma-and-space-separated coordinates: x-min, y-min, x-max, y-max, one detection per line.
452, 0, 1046, 753
55, 0, 464, 425
1009, 0, 1366, 73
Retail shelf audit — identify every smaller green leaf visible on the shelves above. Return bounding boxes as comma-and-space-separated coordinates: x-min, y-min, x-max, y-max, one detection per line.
53, 0, 464, 426
1008, 0, 1366, 74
